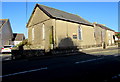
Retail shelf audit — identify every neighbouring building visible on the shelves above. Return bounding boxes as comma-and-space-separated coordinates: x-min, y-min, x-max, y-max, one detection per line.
115, 32, 120, 41
93, 22, 106, 47
0, 19, 13, 48
27, 4, 96, 51
12, 33, 25, 46
94, 23, 115, 47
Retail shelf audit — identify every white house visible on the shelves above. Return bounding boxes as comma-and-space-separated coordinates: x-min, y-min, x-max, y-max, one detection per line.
12, 33, 25, 46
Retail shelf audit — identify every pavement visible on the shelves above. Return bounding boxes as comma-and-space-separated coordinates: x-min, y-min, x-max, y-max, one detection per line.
81, 45, 118, 51
82, 46, 119, 56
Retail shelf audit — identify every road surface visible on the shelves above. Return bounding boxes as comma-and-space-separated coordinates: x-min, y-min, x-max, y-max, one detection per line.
2, 52, 120, 82
0, 54, 12, 61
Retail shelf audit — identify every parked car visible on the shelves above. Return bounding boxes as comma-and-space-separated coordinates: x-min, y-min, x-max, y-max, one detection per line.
1, 45, 15, 54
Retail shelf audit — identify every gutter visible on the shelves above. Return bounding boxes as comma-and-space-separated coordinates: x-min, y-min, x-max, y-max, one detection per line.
53, 16, 94, 27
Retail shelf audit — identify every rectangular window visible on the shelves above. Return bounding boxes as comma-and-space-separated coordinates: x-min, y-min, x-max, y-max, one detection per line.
32, 28, 34, 40
73, 35, 77, 39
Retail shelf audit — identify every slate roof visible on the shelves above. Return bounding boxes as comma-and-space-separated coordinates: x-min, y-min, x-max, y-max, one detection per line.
0, 19, 7, 28
27, 4, 93, 27
12, 33, 25, 41
96, 24, 115, 32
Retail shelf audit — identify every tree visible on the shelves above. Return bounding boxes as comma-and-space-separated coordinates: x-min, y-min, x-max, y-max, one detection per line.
16, 39, 31, 50
115, 33, 120, 37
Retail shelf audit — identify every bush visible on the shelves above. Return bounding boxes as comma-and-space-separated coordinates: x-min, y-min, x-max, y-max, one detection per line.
16, 39, 31, 50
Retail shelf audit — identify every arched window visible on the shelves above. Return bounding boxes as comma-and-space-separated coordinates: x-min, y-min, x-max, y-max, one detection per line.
42, 24, 45, 40
32, 28, 34, 40
78, 26, 82, 40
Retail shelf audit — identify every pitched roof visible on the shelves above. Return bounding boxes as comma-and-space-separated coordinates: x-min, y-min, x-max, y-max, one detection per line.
12, 33, 25, 41
115, 32, 120, 34
27, 4, 93, 27
96, 24, 115, 32
0, 19, 8, 28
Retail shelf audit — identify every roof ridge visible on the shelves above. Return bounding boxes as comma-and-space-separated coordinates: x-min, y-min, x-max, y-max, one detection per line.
38, 4, 76, 15
0, 19, 9, 29
0, 19, 8, 20
96, 23, 115, 31
13, 33, 24, 34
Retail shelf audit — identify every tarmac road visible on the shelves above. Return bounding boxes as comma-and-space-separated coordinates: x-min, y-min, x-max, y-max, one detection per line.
2, 52, 120, 82
0, 54, 12, 61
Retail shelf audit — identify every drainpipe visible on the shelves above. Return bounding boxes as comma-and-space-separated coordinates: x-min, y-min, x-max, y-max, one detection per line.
93, 23, 96, 46
66, 22, 68, 37
0, 31, 2, 48
104, 30, 107, 49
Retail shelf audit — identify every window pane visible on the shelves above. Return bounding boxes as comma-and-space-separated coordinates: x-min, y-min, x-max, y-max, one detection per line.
42, 24, 45, 39
32, 28, 34, 40
73, 35, 77, 39
78, 27, 82, 40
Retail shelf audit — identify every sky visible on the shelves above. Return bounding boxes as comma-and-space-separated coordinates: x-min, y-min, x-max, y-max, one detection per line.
1, 0, 119, 2
1, 2, 118, 38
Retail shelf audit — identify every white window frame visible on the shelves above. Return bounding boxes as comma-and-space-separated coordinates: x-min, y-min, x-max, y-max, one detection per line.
32, 28, 34, 40
42, 24, 45, 40
78, 26, 82, 40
